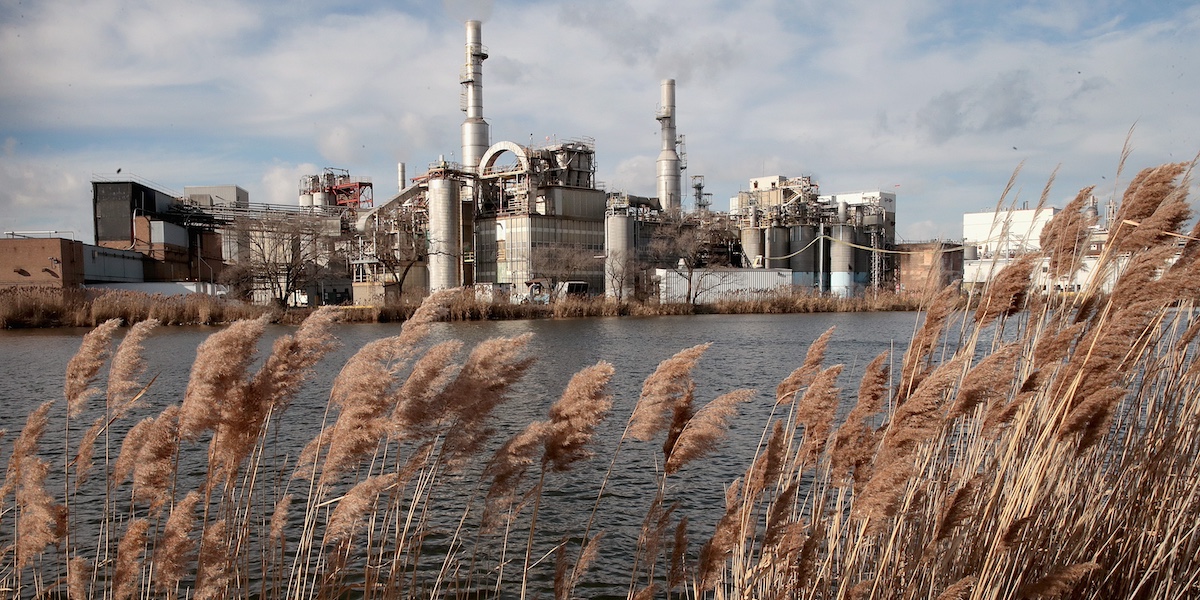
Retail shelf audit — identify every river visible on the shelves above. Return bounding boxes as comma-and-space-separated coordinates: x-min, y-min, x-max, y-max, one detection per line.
0, 312, 925, 598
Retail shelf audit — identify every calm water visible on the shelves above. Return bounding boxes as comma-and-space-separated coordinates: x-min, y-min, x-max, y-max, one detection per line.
0, 312, 924, 597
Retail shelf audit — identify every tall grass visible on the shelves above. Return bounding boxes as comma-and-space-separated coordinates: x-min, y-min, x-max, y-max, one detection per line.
2, 161, 1199, 598
0, 288, 270, 328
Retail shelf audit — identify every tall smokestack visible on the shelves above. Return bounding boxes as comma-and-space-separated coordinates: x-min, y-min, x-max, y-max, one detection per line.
461, 20, 490, 174
656, 79, 682, 213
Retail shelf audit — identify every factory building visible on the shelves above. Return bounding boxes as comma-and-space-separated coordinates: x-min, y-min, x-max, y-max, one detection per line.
27, 18, 904, 306
727, 177, 897, 297
895, 241, 964, 294
353, 21, 610, 304
92, 177, 227, 284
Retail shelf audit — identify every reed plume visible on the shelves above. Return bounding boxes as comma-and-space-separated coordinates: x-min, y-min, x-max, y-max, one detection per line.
1039, 186, 1096, 280
65, 318, 121, 416
665, 389, 754, 475
951, 342, 1019, 418
974, 254, 1035, 327
776, 326, 835, 403
543, 361, 615, 472
15, 456, 66, 569
68, 556, 93, 600
269, 493, 292, 544
195, 519, 230, 600
155, 490, 201, 593
1109, 162, 1188, 253
482, 421, 549, 530
896, 284, 959, 404
113, 518, 149, 600
107, 318, 159, 418
792, 365, 844, 466
179, 315, 268, 440
934, 576, 975, 600
72, 417, 105, 484
831, 351, 889, 485
1, 400, 52, 500
746, 420, 786, 501
438, 333, 536, 470
1017, 562, 1100, 598
248, 306, 338, 413
325, 473, 398, 547
112, 416, 154, 486
629, 343, 710, 441
390, 339, 462, 439
131, 405, 180, 514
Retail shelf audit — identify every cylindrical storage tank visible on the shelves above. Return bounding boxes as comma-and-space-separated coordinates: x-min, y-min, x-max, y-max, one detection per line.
766, 226, 789, 269
741, 227, 764, 268
829, 224, 855, 297
299, 193, 314, 208
312, 191, 330, 206
605, 214, 634, 299
427, 177, 461, 290
789, 225, 816, 289
964, 245, 979, 261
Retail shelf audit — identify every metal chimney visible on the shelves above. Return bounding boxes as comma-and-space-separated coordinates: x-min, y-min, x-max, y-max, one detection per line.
656, 79, 682, 213
461, 20, 490, 174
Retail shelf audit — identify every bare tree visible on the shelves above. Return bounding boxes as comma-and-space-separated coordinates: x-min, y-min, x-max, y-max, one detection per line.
648, 218, 735, 305
530, 244, 600, 301
371, 226, 426, 296
228, 213, 344, 307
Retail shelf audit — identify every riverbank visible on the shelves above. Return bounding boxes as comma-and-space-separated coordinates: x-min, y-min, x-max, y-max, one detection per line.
0, 285, 933, 328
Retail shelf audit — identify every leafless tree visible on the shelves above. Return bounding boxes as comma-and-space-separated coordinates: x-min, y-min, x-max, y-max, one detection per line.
648, 218, 735, 304
530, 244, 600, 300
228, 212, 345, 307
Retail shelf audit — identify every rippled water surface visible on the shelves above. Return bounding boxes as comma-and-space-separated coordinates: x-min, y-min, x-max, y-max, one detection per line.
0, 312, 926, 597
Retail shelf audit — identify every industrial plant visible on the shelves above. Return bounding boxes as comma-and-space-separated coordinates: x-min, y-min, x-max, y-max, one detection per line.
2, 20, 905, 305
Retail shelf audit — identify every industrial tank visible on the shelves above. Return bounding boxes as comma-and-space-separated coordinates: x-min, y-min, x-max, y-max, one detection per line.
830, 224, 855, 297
427, 177, 461, 290
299, 193, 314, 208
766, 226, 789, 269
741, 227, 764, 268
789, 225, 816, 288
605, 214, 634, 299
312, 191, 330, 206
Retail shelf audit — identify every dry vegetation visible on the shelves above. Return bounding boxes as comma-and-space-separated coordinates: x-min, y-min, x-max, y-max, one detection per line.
0, 288, 270, 329
2, 161, 1200, 599
1, 284, 924, 329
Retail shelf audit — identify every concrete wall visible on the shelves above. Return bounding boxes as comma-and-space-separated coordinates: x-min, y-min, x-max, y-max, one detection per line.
656, 268, 793, 304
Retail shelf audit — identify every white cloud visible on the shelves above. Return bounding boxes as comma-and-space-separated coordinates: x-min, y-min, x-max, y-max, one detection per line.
0, 0, 1197, 244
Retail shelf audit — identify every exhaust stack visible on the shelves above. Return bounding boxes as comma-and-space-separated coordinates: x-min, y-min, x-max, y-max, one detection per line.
461, 20, 490, 174
656, 79, 682, 213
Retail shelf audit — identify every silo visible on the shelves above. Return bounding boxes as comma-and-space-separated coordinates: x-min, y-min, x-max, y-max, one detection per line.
741, 227, 764, 268
605, 213, 634, 299
313, 191, 330, 206
830, 224, 855, 297
789, 225, 816, 288
427, 177, 461, 290
299, 193, 314, 208
766, 226, 789, 269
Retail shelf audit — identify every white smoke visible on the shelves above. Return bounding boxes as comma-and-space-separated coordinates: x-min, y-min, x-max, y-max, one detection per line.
443, 0, 493, 23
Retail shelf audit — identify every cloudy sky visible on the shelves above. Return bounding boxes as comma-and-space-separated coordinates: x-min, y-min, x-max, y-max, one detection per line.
2, 0, 1197, 242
